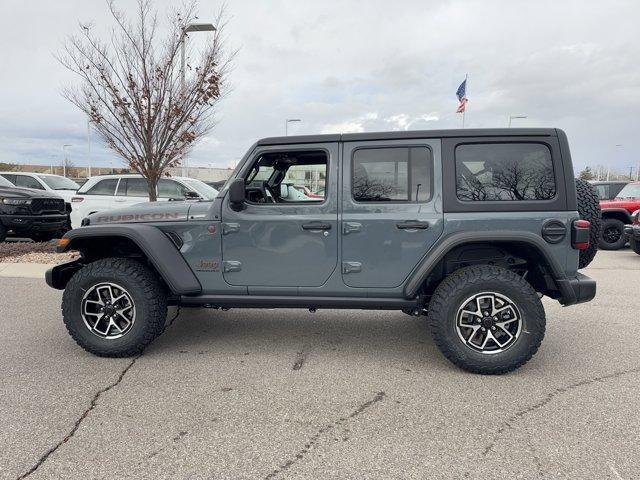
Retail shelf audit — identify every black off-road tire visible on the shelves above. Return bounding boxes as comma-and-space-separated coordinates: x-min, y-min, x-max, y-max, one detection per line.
428, 265, 546, 375
598, 218, 626, 250
0, 224, 6, 242
62, 258, 167, 357
630, 238, 640, 255
575, 178, 600, 268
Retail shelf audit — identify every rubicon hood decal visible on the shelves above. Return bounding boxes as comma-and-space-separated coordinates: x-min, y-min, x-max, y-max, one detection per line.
88, 202, 191, 224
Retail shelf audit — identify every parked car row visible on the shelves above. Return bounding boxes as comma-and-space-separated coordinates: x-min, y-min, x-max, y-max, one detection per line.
593, 181, 640, 250
0, 175, 68, 242
0, 172, 224, 241
69, 175, 219, 228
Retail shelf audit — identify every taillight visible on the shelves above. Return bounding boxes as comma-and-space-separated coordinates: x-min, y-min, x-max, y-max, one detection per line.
71, 197, 84, 203
572, 219, 590, 250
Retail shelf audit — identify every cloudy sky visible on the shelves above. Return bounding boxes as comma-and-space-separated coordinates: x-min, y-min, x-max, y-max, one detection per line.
1, 0, 638, 173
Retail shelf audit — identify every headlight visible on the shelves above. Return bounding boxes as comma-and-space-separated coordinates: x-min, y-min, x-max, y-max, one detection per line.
2, 198, 32, 205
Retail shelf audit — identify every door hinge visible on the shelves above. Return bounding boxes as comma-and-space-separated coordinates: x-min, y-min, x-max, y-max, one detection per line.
343, 222, 362, 235
222, 223, 240, 235
342, 261, 362, 274
222, 260, 242, 273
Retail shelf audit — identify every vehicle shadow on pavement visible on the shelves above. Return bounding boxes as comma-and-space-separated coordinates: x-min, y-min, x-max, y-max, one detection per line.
147, 308, 449, 369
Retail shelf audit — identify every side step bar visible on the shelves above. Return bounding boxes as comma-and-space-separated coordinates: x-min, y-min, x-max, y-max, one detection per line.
179, 295, 420, 310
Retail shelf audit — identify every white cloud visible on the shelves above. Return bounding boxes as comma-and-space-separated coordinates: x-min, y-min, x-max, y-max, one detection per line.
0, 0, 639, 173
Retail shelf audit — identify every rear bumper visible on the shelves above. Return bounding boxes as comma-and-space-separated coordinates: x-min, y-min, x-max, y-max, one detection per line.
0, 213, 67, 232
556, 272, 596, 306
623, 224, 640, 241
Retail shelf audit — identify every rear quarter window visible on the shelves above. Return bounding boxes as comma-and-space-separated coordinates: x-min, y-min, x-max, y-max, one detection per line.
455, 143, 556, 201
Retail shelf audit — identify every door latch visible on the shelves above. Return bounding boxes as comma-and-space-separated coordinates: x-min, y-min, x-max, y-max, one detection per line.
222, 223, 240, 235
342, 261, 362, 274
343, 222, 362, 235
222, 260, 242, 273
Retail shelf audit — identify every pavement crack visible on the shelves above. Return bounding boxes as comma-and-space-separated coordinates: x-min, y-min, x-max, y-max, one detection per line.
15, 304, 181, 479
16, 357, 140, 480
264, 391, 385, 479
482, 365, 640, 457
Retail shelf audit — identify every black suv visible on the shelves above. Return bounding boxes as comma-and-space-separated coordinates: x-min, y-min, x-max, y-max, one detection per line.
0, 176, 68, 242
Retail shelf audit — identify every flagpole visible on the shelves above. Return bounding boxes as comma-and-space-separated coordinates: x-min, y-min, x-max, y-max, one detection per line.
462, 73, 468, 128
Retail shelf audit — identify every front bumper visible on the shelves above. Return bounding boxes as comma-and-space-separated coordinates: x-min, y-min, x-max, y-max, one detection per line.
556, 272, 596, 306
623, 224, 640, 241
0, 213, 67, 232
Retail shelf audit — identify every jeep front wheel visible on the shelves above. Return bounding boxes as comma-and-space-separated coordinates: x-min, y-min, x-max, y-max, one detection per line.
62, 258, 167, 357
428, 265, 545, 374
598, 218, 626, 250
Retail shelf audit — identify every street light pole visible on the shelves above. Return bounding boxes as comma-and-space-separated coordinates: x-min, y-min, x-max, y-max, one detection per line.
285, 118, 302, 136
179, 23, 216, 177
508, 115, 527, 127
62, 144, 72, 178
87, 120, 92, 178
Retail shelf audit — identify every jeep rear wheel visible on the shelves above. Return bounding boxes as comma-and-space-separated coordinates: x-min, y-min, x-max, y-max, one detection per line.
598, 218, 626, 250
62, 258, 167, 357
575, 178, 600, 268
428, 265, 545, 374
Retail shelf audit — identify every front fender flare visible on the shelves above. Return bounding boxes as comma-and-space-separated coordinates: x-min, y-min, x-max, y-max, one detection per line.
56, 224, 202, 295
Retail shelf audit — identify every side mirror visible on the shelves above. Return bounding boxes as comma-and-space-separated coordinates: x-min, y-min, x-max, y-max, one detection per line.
184, 191, 200, 200
280, 183, 289, 198
228, 178, 245, 211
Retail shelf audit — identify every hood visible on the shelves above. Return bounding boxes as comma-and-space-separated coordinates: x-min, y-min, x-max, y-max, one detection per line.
0, 186, 63, 199
86, 201, 191, 225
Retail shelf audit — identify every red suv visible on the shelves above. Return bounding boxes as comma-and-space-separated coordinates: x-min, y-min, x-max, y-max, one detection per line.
599, 182, 640, 250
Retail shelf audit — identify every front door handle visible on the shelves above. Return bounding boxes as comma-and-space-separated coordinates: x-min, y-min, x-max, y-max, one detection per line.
396, 220, 429, 230
302, 222, 332, 231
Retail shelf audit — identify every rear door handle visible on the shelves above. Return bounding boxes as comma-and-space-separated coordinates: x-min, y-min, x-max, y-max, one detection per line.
396, 220, 429, 230
302, 222, 332, 231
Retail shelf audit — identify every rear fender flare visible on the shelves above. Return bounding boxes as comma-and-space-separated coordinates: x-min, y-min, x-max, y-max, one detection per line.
403, 231, 566, 298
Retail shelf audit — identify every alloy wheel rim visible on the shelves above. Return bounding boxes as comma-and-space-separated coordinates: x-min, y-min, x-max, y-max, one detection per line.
603, 226, 621, 243
455, 292, 522, 355
81, 282, 136, 339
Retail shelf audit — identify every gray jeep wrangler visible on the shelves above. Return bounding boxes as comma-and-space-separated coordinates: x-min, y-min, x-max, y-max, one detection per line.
46, 128, 599, 374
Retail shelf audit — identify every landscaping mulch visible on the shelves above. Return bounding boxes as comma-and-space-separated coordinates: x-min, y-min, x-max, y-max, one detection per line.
0, 239, 77, 264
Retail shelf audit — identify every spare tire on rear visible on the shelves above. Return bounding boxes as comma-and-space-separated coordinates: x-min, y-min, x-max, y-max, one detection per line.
575, 178, 601, 269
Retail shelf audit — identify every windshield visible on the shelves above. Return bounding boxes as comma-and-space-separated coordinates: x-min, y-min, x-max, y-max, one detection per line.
38, 175, 80, 191
0, 176, 14, 187
615, 183, 640, 199
182, 178, 219, 200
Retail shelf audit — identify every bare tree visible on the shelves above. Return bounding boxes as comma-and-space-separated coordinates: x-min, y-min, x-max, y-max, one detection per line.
58, 0, 232, 200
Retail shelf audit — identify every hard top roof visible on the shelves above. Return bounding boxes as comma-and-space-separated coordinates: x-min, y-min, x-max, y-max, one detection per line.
257, 128, 560, 146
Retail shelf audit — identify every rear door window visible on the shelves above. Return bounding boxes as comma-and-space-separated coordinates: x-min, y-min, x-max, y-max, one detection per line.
455, 143, 556, 201
118, 178, 148, 197
352, 147, 432, 202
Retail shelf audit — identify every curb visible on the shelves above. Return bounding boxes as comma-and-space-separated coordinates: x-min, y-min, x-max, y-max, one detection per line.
0, 263, 56, 279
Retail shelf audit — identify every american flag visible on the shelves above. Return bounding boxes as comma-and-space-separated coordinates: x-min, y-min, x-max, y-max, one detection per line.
456, 79, 467, 113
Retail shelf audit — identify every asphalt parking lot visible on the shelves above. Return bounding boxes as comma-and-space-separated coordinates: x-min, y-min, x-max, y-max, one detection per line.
1, 250, 639, 480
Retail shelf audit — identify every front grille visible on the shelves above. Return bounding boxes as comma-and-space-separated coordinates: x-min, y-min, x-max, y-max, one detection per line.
30, 198, 65, 214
